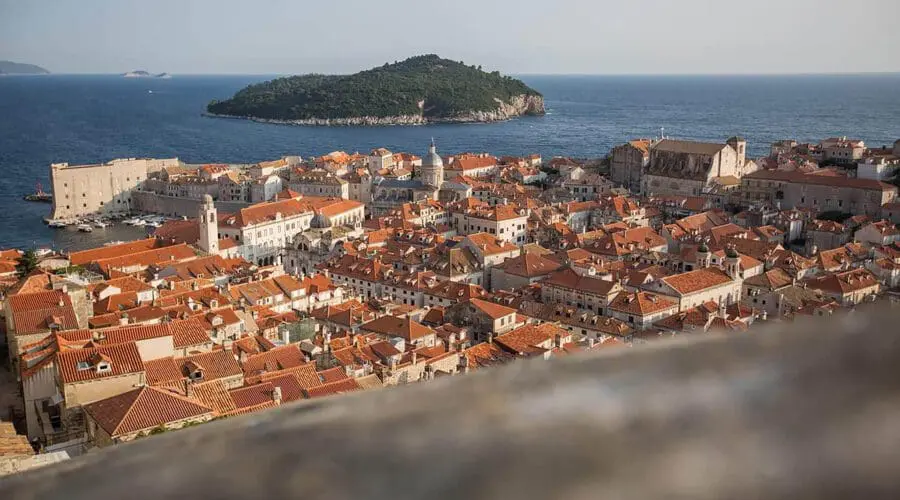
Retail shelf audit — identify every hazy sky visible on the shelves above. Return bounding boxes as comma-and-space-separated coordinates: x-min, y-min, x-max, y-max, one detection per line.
2, 0, 898, 75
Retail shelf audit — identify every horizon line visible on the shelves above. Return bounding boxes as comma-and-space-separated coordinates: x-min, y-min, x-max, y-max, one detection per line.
10, 70, 900, 78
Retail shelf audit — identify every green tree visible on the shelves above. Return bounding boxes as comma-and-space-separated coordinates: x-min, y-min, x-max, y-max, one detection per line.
15, 249, 38, 277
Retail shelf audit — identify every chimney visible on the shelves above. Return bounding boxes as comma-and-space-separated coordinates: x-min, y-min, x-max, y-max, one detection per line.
554, 333, 563, 349
411, 351, 418, 365
486, 332, 494, 344
184, 379, 194, 398
58, 298, 65, 308
272, 386, 282, 404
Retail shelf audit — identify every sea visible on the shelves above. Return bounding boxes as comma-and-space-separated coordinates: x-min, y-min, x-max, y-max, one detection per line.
1, 73, 899, 251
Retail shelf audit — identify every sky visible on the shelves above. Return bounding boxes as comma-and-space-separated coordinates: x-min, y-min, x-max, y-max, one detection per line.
2, 0, 899, 75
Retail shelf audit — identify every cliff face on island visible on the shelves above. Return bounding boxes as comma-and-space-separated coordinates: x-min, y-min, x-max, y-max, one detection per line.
206, 55, 545, 126
209, 94, 545, 126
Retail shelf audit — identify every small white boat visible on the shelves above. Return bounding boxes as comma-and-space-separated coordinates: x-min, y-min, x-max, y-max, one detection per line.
77, 224, 93, 233
104, 240, 125, 247
48, 221, 66, 228
34, 248, 53, 257
146, 221, 162, 228
93, 221, 109, 229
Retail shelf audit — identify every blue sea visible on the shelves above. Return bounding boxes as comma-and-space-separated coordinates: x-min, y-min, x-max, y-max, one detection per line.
1, 73, 899, 250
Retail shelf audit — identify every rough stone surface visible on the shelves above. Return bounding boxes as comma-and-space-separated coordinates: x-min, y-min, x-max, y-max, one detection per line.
207, 94, 545, 127
4, 306, 900, 499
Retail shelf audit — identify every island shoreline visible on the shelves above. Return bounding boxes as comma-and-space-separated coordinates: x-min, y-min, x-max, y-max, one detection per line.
202, 110, 545, 128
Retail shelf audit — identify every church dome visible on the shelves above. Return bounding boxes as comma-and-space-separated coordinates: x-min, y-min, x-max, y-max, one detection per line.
423, 141, 443, 167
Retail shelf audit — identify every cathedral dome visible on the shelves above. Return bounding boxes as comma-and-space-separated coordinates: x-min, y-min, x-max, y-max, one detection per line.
423, 141, 443, 167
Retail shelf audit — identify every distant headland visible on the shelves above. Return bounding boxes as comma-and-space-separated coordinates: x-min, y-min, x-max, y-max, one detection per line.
123, 70, 171, 79
206, 54, 545, 126
0, 61, 50, 75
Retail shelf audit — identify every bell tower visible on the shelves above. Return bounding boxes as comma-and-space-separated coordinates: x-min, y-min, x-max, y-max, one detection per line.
199, 194, 219, 255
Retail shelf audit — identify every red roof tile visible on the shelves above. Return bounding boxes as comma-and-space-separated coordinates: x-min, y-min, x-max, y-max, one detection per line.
83, 386, 212, 437
57, 342, 145, 384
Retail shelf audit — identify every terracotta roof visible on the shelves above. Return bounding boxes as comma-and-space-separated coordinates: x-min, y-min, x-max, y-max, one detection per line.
463, 342, 516, 371
68, 239, 165, 266
495, 252, 562, 278
258, 374, 304, 403
241, 344, 306, 375
93, 291, 139, 315
317, 199, 365, 218
468, 298, 517, 320
448, 155, 497, 171
654, 302, 717, 331
229, 383, 279, 409
94, 244, 197, 275
743, 268, 794, 290
463, 233, 520, 256
83, 386, 212, 437
8, 290, 79, 336
177, 350, 242, 382
317, 366, 349, 383
303, 378, 361, 399
542, 268, 620, 296
662, 268, 734, 295
191, 379, 237, 415
57, 342, 145, 384
221, 198, 313, 228
609, 291, 678, 316
92, 276, 154, 296
495, 323, 567, 356
628, 139, 651, 155
143, 357, 184, 386
805, 268, 880, 295
256, 363, 322, 390
98, 319, 211, 349
360, 315, 434, 341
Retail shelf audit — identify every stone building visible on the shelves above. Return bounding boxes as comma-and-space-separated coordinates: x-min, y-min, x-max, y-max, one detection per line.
819, 137, 866, 164
216, 198, 314, 267
249, 175, 284, 203
642, 138, 756, 197
452, 204, 529, 245
50, 158, 181, 219
540, 268, 622, 315
741, 170, 897, 216
370, 142, 443, 215
643, 263, 743, 312
610, 139, 651, 194
289, 169, 349, 199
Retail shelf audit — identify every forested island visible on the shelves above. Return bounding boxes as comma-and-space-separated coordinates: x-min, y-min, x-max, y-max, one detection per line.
206, 55, 545, 126
0, 61, 50, 75
123, 71, 171, 78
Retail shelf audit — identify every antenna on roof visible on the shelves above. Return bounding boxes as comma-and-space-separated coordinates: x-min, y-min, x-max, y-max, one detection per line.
660, 127, 666, 140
